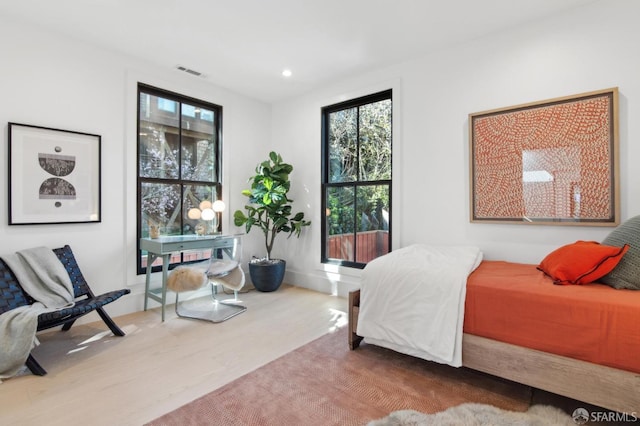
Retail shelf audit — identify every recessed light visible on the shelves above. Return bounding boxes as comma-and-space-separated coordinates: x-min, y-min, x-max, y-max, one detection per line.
282, 69, 292, 77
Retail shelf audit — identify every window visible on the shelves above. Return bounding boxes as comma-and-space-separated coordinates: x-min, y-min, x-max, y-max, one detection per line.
321, 89, 392, 268
137, 84, 222, 274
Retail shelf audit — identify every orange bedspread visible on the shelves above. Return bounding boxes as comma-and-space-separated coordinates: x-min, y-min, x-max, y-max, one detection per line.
464, 260, 640, 374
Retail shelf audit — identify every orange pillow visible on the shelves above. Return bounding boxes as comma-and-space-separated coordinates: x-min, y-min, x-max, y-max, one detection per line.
538, 240, 630, 285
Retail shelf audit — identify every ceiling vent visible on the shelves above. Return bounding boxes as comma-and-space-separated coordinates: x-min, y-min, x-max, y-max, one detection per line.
176, 65, 205, 78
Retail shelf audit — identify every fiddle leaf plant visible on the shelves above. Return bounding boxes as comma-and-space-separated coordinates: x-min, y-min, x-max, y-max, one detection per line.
233, 151, 311, 261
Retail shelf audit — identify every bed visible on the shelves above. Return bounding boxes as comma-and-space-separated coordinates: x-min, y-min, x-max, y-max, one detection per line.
348, 219, 640, 414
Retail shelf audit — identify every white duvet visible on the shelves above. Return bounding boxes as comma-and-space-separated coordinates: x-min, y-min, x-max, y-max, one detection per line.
356, 244, 482, 367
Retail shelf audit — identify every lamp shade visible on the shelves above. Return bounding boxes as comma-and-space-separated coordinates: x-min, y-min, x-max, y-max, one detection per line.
212, 200, 226, 212
187, 208, 202, 220
201, 208, 215, 221
199, 200, 212, 211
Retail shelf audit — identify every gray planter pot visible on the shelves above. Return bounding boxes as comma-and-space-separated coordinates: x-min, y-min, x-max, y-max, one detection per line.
249, 259, 286, 292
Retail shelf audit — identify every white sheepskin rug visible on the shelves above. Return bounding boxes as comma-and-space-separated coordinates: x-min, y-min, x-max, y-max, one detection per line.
367, 403, 574, 426
166, 266, 208, 292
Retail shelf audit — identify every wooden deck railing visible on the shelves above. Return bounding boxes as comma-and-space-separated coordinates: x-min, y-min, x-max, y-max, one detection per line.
328, 230, 389, 263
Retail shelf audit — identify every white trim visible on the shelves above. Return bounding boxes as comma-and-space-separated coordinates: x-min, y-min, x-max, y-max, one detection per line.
314, 77, 403, 279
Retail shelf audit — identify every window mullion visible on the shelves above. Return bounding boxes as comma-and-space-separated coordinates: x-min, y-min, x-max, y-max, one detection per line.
178, 101, 184, 246
353, 106, 361, 263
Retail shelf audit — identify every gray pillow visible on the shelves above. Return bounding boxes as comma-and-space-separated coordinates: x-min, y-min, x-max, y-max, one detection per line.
600, 215, 640, 290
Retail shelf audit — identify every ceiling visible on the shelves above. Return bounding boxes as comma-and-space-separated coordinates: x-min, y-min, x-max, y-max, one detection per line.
1, 0, 598, 103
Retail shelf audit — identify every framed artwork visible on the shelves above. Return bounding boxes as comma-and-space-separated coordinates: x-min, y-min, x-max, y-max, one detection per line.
469, 88, 619, 226
8, 123, 101, 225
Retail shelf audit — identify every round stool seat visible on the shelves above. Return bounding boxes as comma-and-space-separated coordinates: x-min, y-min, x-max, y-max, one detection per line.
167, 266, 208, 292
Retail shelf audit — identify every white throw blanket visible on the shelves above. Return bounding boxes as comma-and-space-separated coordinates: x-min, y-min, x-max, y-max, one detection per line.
0, 247, 75, 380
357, 244, 482, 367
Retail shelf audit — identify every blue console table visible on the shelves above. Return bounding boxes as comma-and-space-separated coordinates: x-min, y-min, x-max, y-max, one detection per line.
140, 234, 242, 321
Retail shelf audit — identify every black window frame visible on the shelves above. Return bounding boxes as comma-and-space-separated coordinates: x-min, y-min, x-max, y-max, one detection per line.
136, 83, 223, 275
321, 89, 392, 269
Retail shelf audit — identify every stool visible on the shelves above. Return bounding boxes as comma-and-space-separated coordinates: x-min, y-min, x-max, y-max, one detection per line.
167, 261, 247, 322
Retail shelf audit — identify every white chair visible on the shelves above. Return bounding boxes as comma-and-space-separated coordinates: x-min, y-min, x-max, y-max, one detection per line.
167, 259, 247, 322
207, 259, 245, 302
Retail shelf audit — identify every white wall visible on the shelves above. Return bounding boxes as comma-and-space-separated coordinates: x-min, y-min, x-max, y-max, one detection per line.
2, 0, 638, 312
273, 0, 640, 295
0, 16, 271, 319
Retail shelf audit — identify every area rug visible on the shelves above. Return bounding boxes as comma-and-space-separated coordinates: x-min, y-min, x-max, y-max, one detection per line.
367, 403, 574, 425
147, 327, 535, 426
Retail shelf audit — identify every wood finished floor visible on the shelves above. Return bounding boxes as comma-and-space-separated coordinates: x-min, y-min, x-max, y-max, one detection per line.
0, 285, 348, 426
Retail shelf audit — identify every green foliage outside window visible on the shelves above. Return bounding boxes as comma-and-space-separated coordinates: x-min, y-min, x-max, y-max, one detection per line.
326, 98, 391, 236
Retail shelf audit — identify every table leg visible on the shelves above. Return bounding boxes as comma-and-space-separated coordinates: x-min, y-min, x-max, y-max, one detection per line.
144, 253, 158, 311
161, 254, 170, 322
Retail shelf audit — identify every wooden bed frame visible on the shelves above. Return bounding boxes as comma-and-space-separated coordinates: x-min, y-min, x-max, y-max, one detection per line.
348, 290, 640, 414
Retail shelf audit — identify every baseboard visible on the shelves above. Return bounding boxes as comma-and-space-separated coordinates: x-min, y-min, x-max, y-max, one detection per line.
284, 269, 360, 297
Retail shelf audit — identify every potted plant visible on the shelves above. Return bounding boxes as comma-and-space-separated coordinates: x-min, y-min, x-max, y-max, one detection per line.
233, 151, 311, 292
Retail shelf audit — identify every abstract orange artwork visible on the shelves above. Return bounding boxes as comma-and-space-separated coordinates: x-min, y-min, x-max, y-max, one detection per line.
469, 88, 619, 226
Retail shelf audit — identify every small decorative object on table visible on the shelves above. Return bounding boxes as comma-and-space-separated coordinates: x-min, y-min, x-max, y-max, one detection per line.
149, 223, 160, 239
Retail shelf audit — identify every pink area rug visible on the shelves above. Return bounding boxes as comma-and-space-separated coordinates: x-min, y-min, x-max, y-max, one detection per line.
147, 327, 531, 425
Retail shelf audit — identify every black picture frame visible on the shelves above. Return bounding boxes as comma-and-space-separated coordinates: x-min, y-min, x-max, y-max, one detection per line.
8, 123, 101, 225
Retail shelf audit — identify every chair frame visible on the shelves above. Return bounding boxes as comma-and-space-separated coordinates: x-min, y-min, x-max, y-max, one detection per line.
0, 245, 130, 376
173, 281, 247, 323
